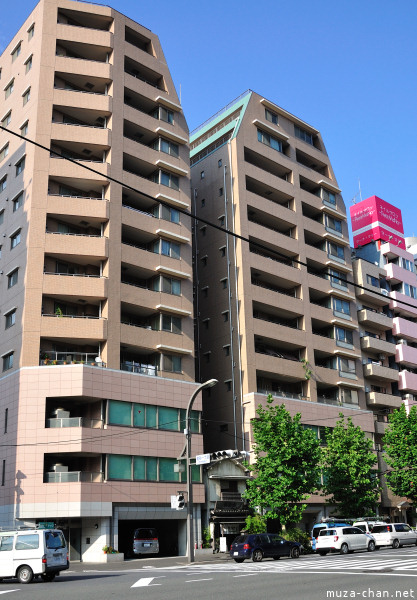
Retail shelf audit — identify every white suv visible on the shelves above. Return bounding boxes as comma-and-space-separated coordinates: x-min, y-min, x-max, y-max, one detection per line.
371, 523, 417, 549
316, 526, 376, 555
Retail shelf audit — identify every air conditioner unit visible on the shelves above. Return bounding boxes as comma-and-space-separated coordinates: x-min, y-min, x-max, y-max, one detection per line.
378, 354, 386, 361
357, 304, 363, 310
365, 386, 371, 393
362, 359, 367, 365
359, 332, 365, 338
50, 464, 68, 473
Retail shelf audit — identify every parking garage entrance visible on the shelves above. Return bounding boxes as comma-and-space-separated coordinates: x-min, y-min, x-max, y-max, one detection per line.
118, 519, 179, 557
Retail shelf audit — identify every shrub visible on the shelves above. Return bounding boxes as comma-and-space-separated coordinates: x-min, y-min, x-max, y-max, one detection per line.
284, 528, 313, 553
244, 513, 267, 533
202, 527, 212, 549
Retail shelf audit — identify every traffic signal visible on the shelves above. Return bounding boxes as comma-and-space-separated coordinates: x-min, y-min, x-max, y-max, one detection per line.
210, 449, 249, 461
177, 493, 185, 510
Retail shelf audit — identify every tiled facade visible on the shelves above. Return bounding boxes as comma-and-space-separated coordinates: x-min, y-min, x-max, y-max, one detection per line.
0, 0, 201, 560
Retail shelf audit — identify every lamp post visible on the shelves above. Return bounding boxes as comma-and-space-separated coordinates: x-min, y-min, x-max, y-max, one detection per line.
186, 378, 218, 563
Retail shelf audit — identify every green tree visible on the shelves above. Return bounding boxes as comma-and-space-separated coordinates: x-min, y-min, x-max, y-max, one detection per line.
383, 404, 417, 503
244, 396, 321, 526
321, 414, 379, 515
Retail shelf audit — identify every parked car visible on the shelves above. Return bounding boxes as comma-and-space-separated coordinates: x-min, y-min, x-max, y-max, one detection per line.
311, 521, 351, 550
133, 528, 159, 556
370, 523, 417, 549
353, 520, 386, 534
315, 526, 376, 555
229, 533, 302, 563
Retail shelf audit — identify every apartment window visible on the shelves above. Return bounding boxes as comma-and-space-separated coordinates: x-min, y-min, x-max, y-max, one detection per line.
2, 352, 13, 372
326, 215, 342, 233
201, 198, 205, 207
219, 246, 226, 257
327, 241, 344, 260
200, 225, 206, 236
11, 43, 21, 62
0, 210, 4, 226
200, 171, 205, 179
12, 192, 23, 212
20, 121, 28, 137
403, 283, 417, 299
319, 188, 336, 205
400, 257, 414, 272
157, 170, 179, 191
153, 239, 180, 259
161, 314, 181, 334
0, 144, 9, 162
7, 269, 18, 289
1, 111, 11, 127
25, 55, 33, 74
201, 255, 208, 266
366, 274, 380, 288
328, 268, 346, 288
265, 108, 278, 125
332, 297, 350, 316
28, 24, 35, 40
153, 138, 179, 158
15, 157, 25, 176
152, 106, 174, 124
22, 88, 31, 105
202, 287, 208, 298
10, 230, 21, 249
5, 310, 16, 329
335, 327, 353, 345
225, 380, 232, 392
338, 357, 356, 374
219, 187, 223, 196
152, 275, 181, 296
257, 128, 282, 152
218, 159, 222, 168
221, 278, 228, 289
294, 125, 313, 145
4, 409, 8, 434
158, 204, 179, 224
0, 176, 6, 192
163, 354, 182, 373
219, 215, 225, 227
4, 80, 14, 99
223, 345, 230, 356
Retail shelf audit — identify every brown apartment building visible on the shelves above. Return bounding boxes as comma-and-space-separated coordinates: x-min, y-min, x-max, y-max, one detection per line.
191, 91, 375, 530
0, 0, 204, 560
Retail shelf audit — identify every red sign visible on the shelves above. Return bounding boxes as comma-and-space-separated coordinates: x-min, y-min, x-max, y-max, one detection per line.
350, 196, 404, 249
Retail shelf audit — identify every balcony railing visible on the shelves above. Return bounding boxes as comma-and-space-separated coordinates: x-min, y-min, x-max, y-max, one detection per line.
40, 352, 105, 366
54, 85, 108, 97
251, 278, 299, 298
44, 471, 104, 483
49, 193, 105, 201
249, 246, 297, 268
46, 230, 103, 238
42, 313, 103, 320
257, 388, 306, 401
122, 203, 155, 218
125, 69, 163, 90
121, 362, 158, 376
44, 272, 103, 278
46, 417, 103, 428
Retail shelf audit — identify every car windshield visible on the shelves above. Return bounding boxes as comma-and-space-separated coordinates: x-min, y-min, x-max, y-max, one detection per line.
232, 536, 247, 544
45, 531, 66, 549
319, 529, 335, 536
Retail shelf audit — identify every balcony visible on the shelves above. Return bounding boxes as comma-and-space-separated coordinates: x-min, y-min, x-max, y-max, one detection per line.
47, 417, 103, 428
357, 308, 392, 330
44, 471, 103, 483
396, 344, 417, 368
51, 122, 110, 147
55, 55, 112, 80
392, 316, 417, 340
121, 361, 158, 376
360, 336, 396, 356
363, 363, 399, 382
44, 232, 108, 260
374, 420, 389, 435
390, 292, 417, 318
40, 351, 105, 367
399, 370, 417, 394
254, 350, 304, 381
43, 273, 107, 299
47, 194, 109, 221
366, 391, 402, 409
40, 314, 107, 340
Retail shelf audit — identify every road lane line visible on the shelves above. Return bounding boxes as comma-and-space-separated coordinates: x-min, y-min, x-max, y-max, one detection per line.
185, 578, 213, 583
131, 577, 163, 587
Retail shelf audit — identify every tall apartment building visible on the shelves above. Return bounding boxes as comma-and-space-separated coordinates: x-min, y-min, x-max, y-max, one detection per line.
0, 0, 203, 560
351, 196, 417, 522
191, 90, 374, 530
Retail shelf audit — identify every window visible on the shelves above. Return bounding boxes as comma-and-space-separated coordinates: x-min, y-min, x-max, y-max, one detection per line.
338, 357, 356, 374
294, 125, 313, 145
152, 275, 181, 296
218, 159, 222, 168
0, 210, 4, 226
20, 121, 28, 137
153, 239, 180, 259
219, 215, 225, 226
12, 192, 23, 211
161, 314, 181, 334
200, 171, 205, 179
159, 204, 179, 223
201, 198, 205, 207
326, 215, 342, 233
16, 157, 25, 175
400, 258, 414, 272
335, 327, 353, 345
225, 380, 232, 392
10, 230, 21, 249
257, 128, 282, 152
11, 43, 21, 62
2, 352, 13, 372
28, 24, 35, 40
265, 109, 278, 125
403, 283, 417, 299
5, 310, 16, 329
200, 225, 206, 236
0, 144, 9, 162
333, 297, 350, 316
1, 111, 11, 127
153, 170, 179, 191
1, 462, 4, 487
219, 187, 223, 196
319, 187, 336, 205
201, 255, 207, 266
153, 138, 179, 158
22, 88, 31, 105
4, 80, 14, 99
7, 269, 18, 288
25, 55, 33, 73
202, 287, 208, 298
152, 106, 174, 124
221, 278, 228, 289
327, 241, 344, 260
163, 354, 182, 373
219, 246, 226, 257
222, 311, 229, 322
0, 176, 6, 192
3, 409, 6, 434
366, 274, 380, 288
328, 268, 346, 288
223, 345, 230, 356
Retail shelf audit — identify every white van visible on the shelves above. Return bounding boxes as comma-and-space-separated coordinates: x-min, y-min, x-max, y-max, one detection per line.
353, 521, 386, 534
0, 528, 69, 583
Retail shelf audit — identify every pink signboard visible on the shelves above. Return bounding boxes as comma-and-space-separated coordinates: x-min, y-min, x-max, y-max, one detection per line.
350, 196, 405, 249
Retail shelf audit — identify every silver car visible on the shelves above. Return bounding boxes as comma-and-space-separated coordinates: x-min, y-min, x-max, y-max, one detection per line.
371, 523, 417, 549
133, 528, 159, 556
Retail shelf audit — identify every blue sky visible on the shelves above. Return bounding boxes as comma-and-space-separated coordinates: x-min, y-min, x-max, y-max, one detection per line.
2, 0, 417, 239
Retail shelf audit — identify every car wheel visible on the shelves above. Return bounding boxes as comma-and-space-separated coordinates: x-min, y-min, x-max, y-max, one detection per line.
291, 547, 300, 559
392, 539, 400, 549
16, 565, 34, 584
318, 552, 328, 556
252, 549, 263, 562
41, 573, 56, 582
340, 543, 349, 555
233, 559, 244, 563
273, 556, 280, 560
367, 541, 375, 552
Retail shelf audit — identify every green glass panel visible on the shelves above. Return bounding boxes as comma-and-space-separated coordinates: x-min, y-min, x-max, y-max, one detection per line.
146, 405, 157, 428
133, 456, 145, 480
191, 464, 201, 483
146, 457, 157, 481
108, 455, 131, 480
133, 403, 145, 427
108, 400, 131, 426
158, 406, 179, 430
190, 410, 200, 433
159, 457, 179, 482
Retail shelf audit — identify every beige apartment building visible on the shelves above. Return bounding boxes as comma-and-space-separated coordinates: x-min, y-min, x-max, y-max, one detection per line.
0, 0, 203, 560
190, 91, 375, 529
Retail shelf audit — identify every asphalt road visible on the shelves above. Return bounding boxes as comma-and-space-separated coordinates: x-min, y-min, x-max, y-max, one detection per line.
2, 546, 417, 600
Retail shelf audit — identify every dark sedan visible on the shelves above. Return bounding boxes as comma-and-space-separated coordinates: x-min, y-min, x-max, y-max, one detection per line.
230, 533, 302, 562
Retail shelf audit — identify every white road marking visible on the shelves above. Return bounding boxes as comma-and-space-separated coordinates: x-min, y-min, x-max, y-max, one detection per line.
131, 576, 164, 587
185, 578, 213, 583
0, 592, 20, 595
233, 574, 259, 577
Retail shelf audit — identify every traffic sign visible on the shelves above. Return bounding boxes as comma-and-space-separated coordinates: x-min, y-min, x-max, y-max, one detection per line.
196, 453, 211, 465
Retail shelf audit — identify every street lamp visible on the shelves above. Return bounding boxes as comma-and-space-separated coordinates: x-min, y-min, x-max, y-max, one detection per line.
186, 378, 218, 563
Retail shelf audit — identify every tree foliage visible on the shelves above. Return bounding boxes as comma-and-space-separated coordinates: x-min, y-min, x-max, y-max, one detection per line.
383, 404, 417, 503
244, 396, 321, 525
321, 414, 379, 515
